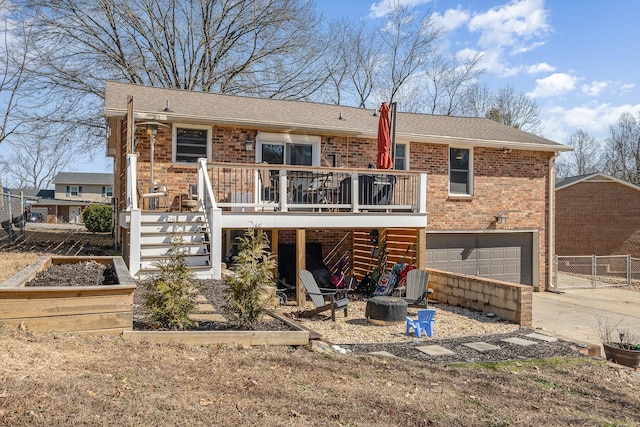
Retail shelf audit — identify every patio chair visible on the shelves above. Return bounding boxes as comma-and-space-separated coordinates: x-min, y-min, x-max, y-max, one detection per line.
405, 309, 436, 337
395, 269, 433, 308
298, 269, 349, 321
258, 163, 278, 204
181, 183, 198, 211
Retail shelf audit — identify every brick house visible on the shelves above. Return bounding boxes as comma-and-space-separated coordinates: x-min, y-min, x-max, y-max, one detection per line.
556, 173, 640, 257
104, 81, 570, 299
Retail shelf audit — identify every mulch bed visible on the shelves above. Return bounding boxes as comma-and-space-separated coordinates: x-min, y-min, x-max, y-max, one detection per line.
25, 261, 117, 287
134, 278, 294, 332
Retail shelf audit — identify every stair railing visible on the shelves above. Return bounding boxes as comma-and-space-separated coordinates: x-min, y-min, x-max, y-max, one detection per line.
197, 158, 222, 279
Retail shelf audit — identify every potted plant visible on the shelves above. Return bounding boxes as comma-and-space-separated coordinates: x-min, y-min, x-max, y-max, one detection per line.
598, 319, 640, 368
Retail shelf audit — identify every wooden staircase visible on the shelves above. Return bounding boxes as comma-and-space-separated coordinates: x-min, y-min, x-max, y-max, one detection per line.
137, 212, 213, 279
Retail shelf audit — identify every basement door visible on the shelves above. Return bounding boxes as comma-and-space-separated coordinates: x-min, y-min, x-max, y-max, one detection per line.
426, 232, 533, 285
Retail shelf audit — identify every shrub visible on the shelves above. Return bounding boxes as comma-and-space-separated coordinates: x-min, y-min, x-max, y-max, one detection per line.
225, 227, 276, 329
143, 239, 197, 330
83, 204, 113, 232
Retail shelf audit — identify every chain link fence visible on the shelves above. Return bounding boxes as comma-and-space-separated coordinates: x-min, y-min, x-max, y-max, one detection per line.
553, 255, 639, 290
1, 192, 26, 246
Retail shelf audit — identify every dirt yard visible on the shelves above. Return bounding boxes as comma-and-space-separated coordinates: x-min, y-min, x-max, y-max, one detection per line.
1, 226, 639, 426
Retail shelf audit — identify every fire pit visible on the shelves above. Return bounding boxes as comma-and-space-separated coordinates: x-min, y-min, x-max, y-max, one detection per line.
365, 296, 408, 325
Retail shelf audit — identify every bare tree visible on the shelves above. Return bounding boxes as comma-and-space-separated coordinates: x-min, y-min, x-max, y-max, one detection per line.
555, 130, 602, 179
486, 85, 542, 135
0, 127, 77, 189
377, 3, 443, 105
459, 82, 493, 118
602, 111, 640, 185
0, 1, 31, 144
461, 83, 542, 135
18, 0, 327, 152
568, 129, 602, 175
420, 50, 484, 115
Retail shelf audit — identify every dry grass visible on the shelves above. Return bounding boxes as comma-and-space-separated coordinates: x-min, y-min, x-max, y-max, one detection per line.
0, 252, 39, 282
1, 327, 639, 426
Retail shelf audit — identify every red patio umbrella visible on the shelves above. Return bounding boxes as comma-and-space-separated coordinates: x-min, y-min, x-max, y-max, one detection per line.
376, 102, 392, 169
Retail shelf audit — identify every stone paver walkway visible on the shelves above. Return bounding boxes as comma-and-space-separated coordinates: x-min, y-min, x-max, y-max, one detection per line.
367, 332, 559, 359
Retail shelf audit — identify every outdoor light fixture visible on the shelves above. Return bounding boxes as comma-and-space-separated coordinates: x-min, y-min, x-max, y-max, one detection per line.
495, 212, 507, 224
501, 147, 512, 154
245, 134, 255, 151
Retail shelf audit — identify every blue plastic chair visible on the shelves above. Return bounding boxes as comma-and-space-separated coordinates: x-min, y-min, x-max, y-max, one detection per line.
405, 309, 436, 337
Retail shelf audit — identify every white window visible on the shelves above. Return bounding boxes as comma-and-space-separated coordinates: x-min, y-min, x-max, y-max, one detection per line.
394, 143, 408, 170
172, 124, 211, 164
449, 147, 472, 195
256, 132, 321, 166
102, 186, 113, 197
66, 185, 82, 197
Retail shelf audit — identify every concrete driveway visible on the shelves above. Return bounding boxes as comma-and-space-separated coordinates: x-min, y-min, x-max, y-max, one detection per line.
533, 287, 640, 348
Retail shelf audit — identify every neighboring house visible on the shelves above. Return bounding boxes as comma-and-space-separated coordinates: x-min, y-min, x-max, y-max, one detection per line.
4, 173, 114, 224
104, 81, 570, 293
556, 173, 640, 258
54, 172, 114, 203
52, 172, 114, 223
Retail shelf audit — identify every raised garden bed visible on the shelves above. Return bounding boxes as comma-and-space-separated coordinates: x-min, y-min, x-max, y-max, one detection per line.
0, 256, 136, 334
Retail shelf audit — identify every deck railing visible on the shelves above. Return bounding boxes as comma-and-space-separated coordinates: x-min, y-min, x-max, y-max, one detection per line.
207, 162, 426, 214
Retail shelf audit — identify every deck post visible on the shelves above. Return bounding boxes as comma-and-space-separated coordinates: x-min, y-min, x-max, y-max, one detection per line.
271, 229, 279, 282
416, 227, 426, 271
279, 170, 288, 212
418, 173, 427, 214
296, 228, 306, 306
209, 206, 222, 280
129, 208, 141, 277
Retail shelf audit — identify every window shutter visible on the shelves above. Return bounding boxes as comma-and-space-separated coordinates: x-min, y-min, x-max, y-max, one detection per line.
78, 186, 83, 196
66, 186, 70, 197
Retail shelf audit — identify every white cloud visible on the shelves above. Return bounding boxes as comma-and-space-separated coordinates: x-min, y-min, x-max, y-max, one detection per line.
369, 0, 433, 18
432, 6, 470, 32
527, 73, 578, 98
541, 102, 640, 144
581, 81, 610, 97
468, 0, 550, 51
527, 62, 555, 74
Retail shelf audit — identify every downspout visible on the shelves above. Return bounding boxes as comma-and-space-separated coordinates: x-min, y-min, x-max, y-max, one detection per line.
547, 152, 560, 292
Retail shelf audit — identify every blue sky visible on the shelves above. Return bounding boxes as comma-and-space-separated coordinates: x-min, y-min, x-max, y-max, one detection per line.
320, 0, 640, 145
5, 0, 640, 179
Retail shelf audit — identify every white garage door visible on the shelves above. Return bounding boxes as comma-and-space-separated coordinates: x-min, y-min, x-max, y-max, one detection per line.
426, 233, 533, 285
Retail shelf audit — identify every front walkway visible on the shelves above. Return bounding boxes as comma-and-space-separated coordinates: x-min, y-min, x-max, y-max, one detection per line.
533, 287, 640, 347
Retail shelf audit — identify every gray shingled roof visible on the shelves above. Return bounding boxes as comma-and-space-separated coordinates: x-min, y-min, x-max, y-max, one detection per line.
104, 81, 570, 152
556, 172, 640, 191
54, 172, 114, 185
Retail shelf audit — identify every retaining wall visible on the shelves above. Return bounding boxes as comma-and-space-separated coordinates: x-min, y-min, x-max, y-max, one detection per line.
427, 268, 532, 326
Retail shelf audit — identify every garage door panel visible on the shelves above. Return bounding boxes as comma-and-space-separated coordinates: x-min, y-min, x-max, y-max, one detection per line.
477, 249, 492, 260
504, 248, 519, 259
462, 265, 477, 276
